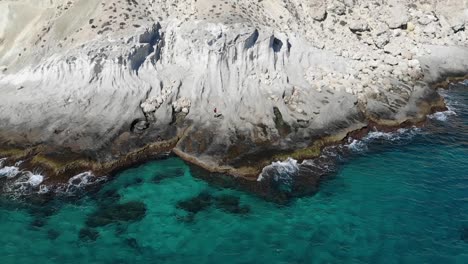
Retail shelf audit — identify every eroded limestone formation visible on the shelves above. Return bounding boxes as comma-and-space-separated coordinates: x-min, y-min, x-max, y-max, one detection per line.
0, 0, 467, 197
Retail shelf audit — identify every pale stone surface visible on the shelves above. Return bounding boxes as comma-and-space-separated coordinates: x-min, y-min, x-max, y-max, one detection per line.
0, 0, 467, 173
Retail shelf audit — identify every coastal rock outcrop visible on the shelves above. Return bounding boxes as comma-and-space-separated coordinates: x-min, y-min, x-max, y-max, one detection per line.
0, 0, 467, 198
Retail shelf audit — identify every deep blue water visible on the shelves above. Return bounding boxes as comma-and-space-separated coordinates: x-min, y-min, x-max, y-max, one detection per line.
0, 83, 467, 264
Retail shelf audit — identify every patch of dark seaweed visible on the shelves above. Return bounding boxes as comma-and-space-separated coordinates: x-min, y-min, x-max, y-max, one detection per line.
214, 194, 250, 215
47, 229, 60, 240
85, 201, 147, 227
79, 227, 99, 242
152, 167, 184, 183
176, 191, 212, 214
176, 191, 250, 220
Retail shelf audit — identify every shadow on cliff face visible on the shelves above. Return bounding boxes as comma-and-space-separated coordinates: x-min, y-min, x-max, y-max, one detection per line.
273, 106, 291, 137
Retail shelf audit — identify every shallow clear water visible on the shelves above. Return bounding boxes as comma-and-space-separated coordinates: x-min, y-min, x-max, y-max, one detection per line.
1, 84, 467, 264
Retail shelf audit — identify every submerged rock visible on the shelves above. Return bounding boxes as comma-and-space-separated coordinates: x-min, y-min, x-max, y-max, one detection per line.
177, 213, 196, 223
124, 177, 145, 188
176, 191, 250, 217
125, 238, 141, 251
47, 229, 60, 240
28, 205, 59, 220
460, 227, 468, 242
97, 189, 121, 205
214, 195, 250, 215
30, 218, 46, 229
176, 192, 212, 214
86, 201, 147, 227
79, 228, 100, 242
114, 224, 128, 236
152, 168, 184, 183
134, 177, 144, 185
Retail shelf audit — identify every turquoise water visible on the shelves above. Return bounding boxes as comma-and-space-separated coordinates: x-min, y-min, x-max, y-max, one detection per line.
1, 83, 467, 264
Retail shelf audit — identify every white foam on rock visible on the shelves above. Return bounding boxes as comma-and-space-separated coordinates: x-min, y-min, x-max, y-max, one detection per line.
0, 164, 106, 197
0, 166, 20, 178
1, 1, 467, 170
429, 91, 457, 122
13, 172, 44, 187
347, 139, 368, 152
429, 110, 457, 122
258, 158, 299, 182
28, 174, 44, 187
67, 171, 95, 186
38, 185, 50, 194
62, 171, 106, 194
347, 127, 421, 153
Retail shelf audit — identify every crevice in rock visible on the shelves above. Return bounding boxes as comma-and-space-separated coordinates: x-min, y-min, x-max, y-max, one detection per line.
129, 44, 153, 74
89, 54, 107, 83
130, 23, 163, 74
453, 25, 465, 34
152, 34, 165, 65
273, 107, 291, 137
272, 37, 283, 53
244, 29, 259, 49
130, 118, 149, 133
139, 23, 161, 45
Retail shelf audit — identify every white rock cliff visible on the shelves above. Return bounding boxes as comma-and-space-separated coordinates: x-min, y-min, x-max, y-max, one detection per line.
0, 0, 467, 186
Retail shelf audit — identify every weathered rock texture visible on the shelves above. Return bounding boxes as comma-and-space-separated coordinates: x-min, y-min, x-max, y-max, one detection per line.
0, 0, 467, 192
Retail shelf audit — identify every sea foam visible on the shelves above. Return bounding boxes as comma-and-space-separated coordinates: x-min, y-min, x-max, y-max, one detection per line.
347, 127, 421, 153
258, 158, 299, 182
429, 110, 456, 122
27, 174, 44, 187
0, 166, 20, 178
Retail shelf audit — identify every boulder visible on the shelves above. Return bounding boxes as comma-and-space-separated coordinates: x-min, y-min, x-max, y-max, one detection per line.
381, 2, 410, 29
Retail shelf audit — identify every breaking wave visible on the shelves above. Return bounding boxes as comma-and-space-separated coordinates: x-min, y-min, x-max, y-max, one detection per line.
257, 145, 342, 196
429, 110, 456, 122
429, 90, 458, 122
61, 171, 106, 194
347, 87, 459, 154
346, 127, 422, 153
2, 171, 46, 198
0, 160, 106, 199
0, 166, 20, 178
258, 158, 299, 182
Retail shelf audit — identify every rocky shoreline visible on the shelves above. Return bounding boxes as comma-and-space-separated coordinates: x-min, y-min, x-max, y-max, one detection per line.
0, 0, 467, 200
0, 82, 454, 202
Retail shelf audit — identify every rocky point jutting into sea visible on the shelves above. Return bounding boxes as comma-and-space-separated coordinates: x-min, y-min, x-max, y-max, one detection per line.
0, 0, 467, 200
